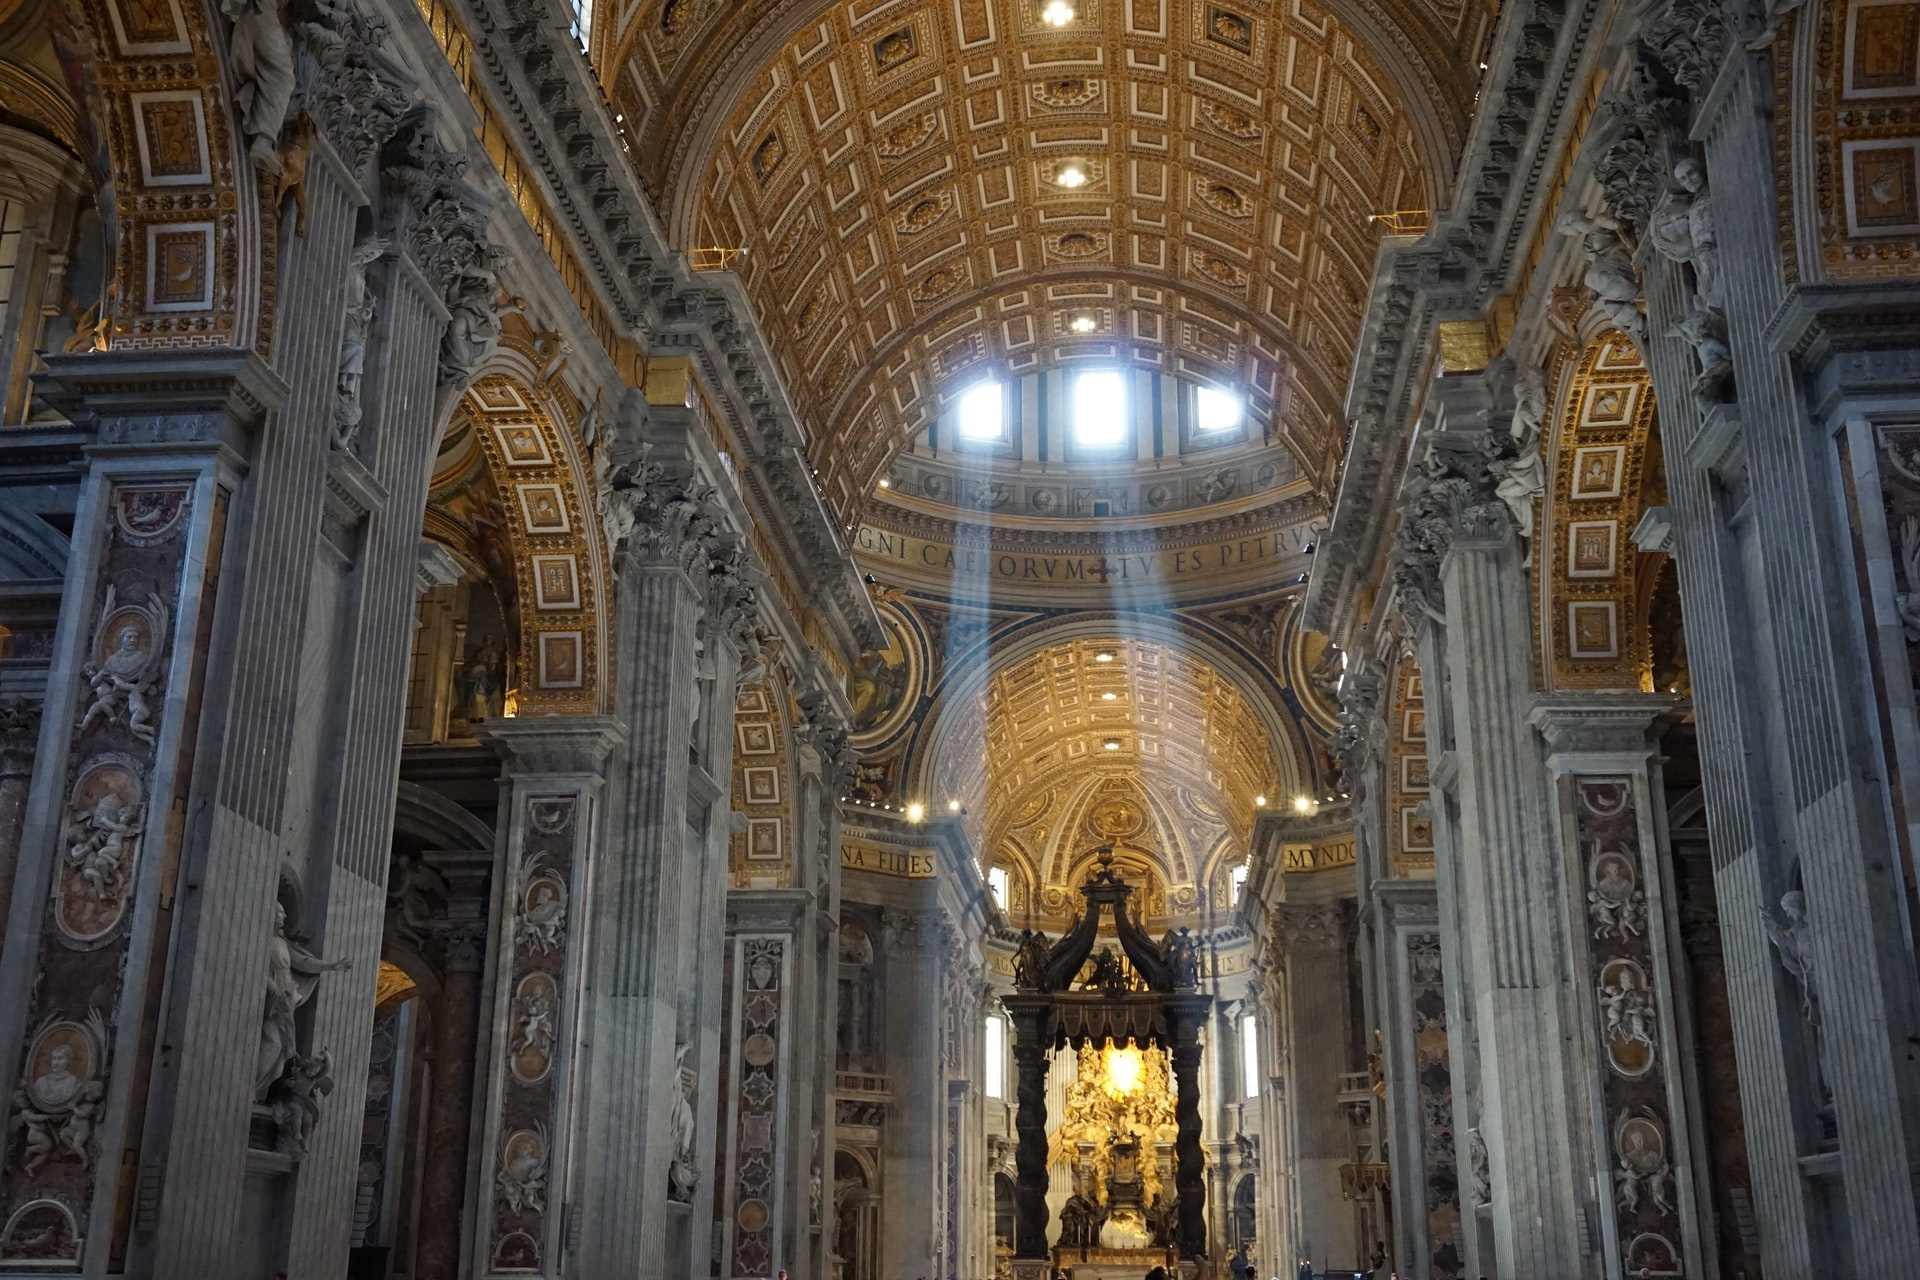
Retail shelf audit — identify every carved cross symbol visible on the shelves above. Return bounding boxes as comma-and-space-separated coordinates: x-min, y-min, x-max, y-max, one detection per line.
1089, 557, 1114, 584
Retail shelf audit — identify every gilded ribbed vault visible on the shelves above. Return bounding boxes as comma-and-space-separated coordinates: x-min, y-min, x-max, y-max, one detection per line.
605, 0, 1485, 522
950, 636, 1279, 925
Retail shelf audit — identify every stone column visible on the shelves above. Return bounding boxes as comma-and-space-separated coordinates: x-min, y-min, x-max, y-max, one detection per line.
879, 909, 950, 1279
0, 350, 282, 1274
1531, 694, 1705, 1278
1004, 1000, 1053, 1265
469, 717, 624, 1277
1403, 423, 1599, 1277
416, 919, 486, 1280
572, 442, 745, 1278
1167, 993, 1211, 1260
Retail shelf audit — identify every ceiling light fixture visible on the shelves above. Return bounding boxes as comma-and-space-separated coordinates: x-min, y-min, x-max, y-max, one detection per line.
1094, 650, 1114, 663
1255, 794, 1268, 807
1070, 312, 1097, 334
1103, 738, 1121, 751
1041, 0, 1076, 27
906, 801, 926, 822
878, 477, 890, 488
948, 799, 961, 812
1054, 161, 1088, 188
1101, 691, 1117, 701
1292, 795, 1317, 815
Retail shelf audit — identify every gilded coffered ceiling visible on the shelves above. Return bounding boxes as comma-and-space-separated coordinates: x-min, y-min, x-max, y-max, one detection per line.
940, 637, 1281, 922
605, 0, 1485, 523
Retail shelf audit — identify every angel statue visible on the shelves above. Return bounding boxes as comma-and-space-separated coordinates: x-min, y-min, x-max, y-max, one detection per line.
256, 901, 351, 1097
1013, 928, 1052, 990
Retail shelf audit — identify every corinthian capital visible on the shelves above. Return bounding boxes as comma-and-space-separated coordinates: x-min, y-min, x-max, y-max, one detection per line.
796, 691, 859, 794
604, 466, 721, 573
1270, 902, 1345, 954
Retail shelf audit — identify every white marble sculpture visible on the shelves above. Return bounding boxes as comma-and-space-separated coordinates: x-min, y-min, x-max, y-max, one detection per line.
223, 0, 297, 173
62, 791, 143, 905
667, 1041, 699, 1201
256, 901, 350, 1097
80, 587, 168, 745
1490, 364, 1548, 556
1649, 159, 1720, 309
332, 236, 388, 452
1557, 212, 1646, 349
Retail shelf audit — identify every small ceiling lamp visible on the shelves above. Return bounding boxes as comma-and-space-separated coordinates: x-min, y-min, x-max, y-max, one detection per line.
1041, 0, 1076, 26
1094, 650, 1114, 663
1292, 795, 1318, 815
1103, 738, 1121, 751
1255, 794, 1268, 807
1101, 691, 1117, 701
878, 477, 891, 488
948, 799, 961, 812
1070, 312, 1097, 334
906, 801, 926, 822
1054, 160, 1088, 188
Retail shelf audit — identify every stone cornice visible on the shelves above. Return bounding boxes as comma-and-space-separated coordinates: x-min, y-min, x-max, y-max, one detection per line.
1304, 0, 1610, 639
420, 0, 880, 653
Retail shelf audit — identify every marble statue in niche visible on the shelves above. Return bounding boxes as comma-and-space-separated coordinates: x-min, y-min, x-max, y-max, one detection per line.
256, 900, 350, 1097
57, 761, 144, 940
80, 586, 169, 745
9, 1013, 107, 1174
667, 1041, 699, 1202
332, 236, 388, 452
456, 631, 505, 727
1761, 889, 1817, 1025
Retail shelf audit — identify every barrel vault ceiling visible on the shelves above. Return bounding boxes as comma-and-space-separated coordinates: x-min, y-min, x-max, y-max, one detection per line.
603, 0, 1486, 524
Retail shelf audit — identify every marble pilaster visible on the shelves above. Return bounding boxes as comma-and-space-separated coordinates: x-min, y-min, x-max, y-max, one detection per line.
1531, 694, 1704, 1278
0, 349, 284, 1274
470, 717, 624, 1277
1431, 502, 1597, 1277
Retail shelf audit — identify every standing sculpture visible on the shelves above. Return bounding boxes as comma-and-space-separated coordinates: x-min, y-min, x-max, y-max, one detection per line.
256, 901, 350, 1097
223, 0, 297, 173
1556, 212, 1647, 350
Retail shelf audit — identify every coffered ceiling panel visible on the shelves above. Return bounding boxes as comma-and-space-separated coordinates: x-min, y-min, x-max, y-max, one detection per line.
608, 0, 1478, 525
949, 637, 1279, 914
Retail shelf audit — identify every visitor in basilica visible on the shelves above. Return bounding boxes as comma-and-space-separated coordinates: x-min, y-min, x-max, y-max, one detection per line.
0, 0, 1917, 1276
